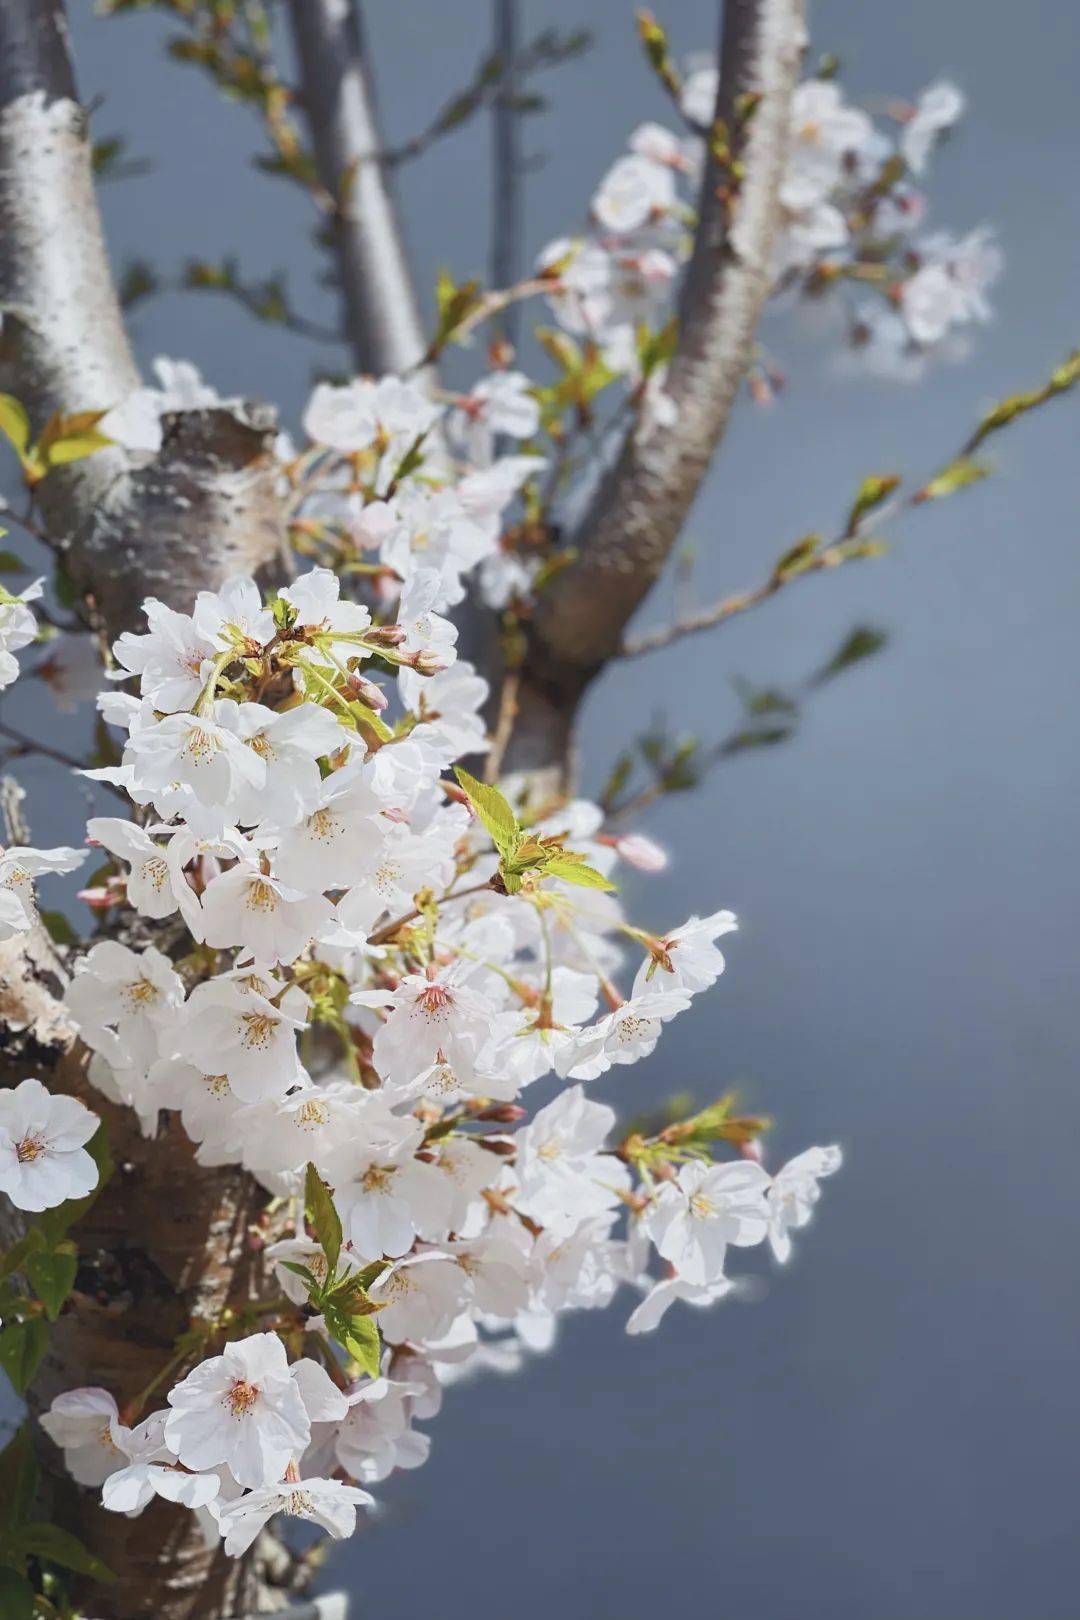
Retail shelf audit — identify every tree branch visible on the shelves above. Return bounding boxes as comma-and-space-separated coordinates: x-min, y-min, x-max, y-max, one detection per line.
286, 0, 428, 376
491, 0, 523, 349
0, 0, 139, 520
515, 0, 805, 763
619, 537, 872, 658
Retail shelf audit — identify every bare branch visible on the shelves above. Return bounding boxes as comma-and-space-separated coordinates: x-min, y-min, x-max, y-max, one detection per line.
0, 716, 92, 773
621, 343, 1080, 660
528, 0, 806, 681
620, 536, 875, 658
286, 0, 428, 375
491, 0, 523, 349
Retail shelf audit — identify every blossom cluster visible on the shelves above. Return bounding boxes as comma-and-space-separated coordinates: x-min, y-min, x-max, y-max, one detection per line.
538, 58, 1000, 396
17, 404, 840, 1556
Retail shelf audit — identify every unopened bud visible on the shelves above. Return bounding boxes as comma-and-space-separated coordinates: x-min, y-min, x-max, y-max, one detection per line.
365, 623, 406, 648
605, 832, 668, 873
749, 372, 774, 408
77, 885, 114, 911
477, 1135, 517, 1157
409, 649, 447, 677
474, 1103, 527, 1125
347, 672, 389, 711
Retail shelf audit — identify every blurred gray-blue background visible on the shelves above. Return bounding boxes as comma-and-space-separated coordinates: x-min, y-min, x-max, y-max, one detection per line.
8, 1, 1080, 1614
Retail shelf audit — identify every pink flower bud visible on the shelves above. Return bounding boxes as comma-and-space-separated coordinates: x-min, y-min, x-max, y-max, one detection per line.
347, 672, 388, 711
77, 886, 113, 910
475, 1103, 527, 1125
410, 650, 447, 677
611, 833, 668, 873
365, 623, 406, 648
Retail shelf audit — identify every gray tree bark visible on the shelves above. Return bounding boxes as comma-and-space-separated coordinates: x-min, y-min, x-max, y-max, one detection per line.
0, 4, 288, 1615
285, 0, 428, 377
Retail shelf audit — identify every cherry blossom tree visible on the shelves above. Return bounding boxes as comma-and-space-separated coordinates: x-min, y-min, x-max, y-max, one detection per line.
0, 2, 1072, 1618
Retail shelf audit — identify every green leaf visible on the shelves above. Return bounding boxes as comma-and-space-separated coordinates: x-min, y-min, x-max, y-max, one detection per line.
432, 270, 483, 352
348, 699, 394, 745
453, 768, 519, 858
0, 1319, 49, 1396
810, 625, 888, 687
915, 457, 989, 503
0, 1569, 34, 1620
543, 857, 616, 891
0, 1426, 40, 1532
0, 551, 27, 575
38, 910, 78, 948
636, 316, 679, 379
599, 752, 634, 813
846, 473, 900, 533
0, 396, 31, 457
0, 1232, 43, 1283
351, 1259, 390, 1293
278, 1260, 321, 1296
326, 1309, 382, 1381
718, 724, 796, 757
636, 9, 680, 101
17, 1523, 116, 1582
772, 534, 820, 582
304, 1164, 342, 1278
26, 1244, 77, 1322
42, 431, 113, 468
344, 1314, 382, 1380
732, 677, 798, 718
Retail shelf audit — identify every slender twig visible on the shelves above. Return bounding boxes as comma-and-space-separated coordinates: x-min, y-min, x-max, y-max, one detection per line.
491, 0, 523, 349
0, 503, 48, 543
485, 667, 521, 783
619, 543, 851, 659
455, 275, 558, 347
0, 717, 89, 773
367, 879, 495, 946
182, 267, 343, 344
619, 348, 1080, 659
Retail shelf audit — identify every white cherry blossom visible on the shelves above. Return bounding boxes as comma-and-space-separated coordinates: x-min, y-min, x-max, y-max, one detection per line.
0, 578, 43, 689
334, 1377, 430, 1484
557, 989, 690, 1081
164, 1333, 346, 1489
101, 1412, 220, 1515
216, 1476, 373, 1557
0, 1078, 99, 1213
514, 1086, 629, 1234
767, 1144, 843, 1262
632, 909, 738, 998
41, 1389, 128, 1487
643, 1160, 771, 1285
626, 1273, 736, 1335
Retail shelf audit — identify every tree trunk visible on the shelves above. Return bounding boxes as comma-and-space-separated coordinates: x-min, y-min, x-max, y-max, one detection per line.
0, 5, 294, 1613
